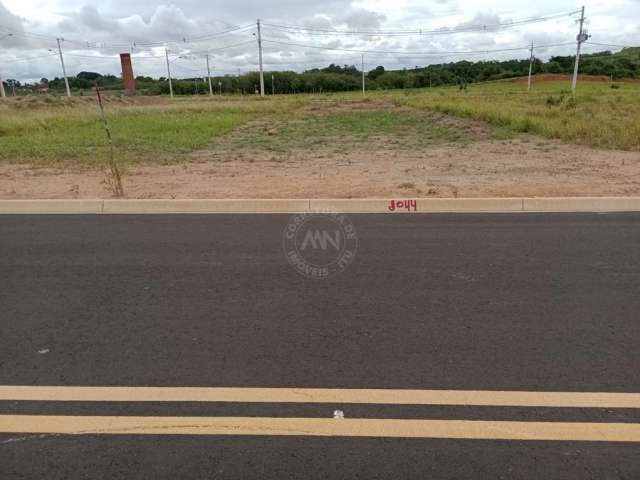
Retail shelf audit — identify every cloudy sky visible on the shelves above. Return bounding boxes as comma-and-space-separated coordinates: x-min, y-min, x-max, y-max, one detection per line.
0, 0, 638, 82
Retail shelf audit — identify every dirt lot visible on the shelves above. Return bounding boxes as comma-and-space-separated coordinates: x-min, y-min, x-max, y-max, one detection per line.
1, 97, 639, 198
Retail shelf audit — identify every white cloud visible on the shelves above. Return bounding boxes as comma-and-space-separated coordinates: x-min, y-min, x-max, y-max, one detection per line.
0, 0, 638, 82
340, 7, 386, 30
0, 1, 29, 47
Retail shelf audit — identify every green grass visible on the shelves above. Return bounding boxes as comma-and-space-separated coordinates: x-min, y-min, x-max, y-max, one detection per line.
0, 96, 308, 166
391, 80, 640, 150
1, 79, 638, 168
215, 108, 489, 155
0, 109, 247, 165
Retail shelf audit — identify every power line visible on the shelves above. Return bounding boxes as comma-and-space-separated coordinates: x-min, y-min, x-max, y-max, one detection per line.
0, 8, 580, 51
363, 42, 576, 60
262, 38, 573, 56
0, 23, 255, 50
180, 40, 256, 56
171, 61, 205, 74
1, 39, 258, 65
577, 51, 640, 61
0, 38, 584, 77
0, 53, 58, 64
129, 24, 255, 48
585, 41, 638, 49
64, 53, 121, 60
0, 25, 53, 41
3, 6, 637, 86
263, 58, 361, 66
48, 52, 172, 60
261, 10, 580, 37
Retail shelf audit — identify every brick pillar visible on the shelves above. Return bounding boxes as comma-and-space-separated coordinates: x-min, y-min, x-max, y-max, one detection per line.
120, 53, 136, 96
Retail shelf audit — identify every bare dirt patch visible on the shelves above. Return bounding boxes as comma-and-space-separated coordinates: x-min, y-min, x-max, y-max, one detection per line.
2, 138, 638, 199
1, 98, 639, 199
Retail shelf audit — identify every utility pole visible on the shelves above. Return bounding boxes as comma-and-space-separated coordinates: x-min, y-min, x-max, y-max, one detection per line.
527, 41, 534, 92
571, 6, 588, 93
206, 54, 213, 97
165, 48, 174, 98
272, 74, 275, 95
56, 38, 71, 97
257, 19, 265, 96
0, 33, 13, 98
361, 54, 365, 94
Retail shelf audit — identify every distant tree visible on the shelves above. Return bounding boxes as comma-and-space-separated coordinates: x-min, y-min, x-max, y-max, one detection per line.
77, 71, 102, 81
544, 61, 562, 74
35, 47, 640, 96
368, 66, 385, 81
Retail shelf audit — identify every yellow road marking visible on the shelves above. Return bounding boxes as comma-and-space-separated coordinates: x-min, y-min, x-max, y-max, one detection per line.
1, 415, 640, 442
1, 386, 639, 408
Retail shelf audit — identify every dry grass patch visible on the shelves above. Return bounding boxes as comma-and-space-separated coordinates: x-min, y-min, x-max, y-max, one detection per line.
392, 79, 640, 150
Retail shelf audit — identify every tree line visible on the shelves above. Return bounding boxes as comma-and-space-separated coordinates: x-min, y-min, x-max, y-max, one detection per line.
5, 47, 639, 95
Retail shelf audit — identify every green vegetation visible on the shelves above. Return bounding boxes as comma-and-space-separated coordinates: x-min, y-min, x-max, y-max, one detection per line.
1, 78, 638, 168
217, 107, 481, 155
393, 80, 640, 150
0, 96, 308, 165
4, 47, 639, 96
0, 104, 248, 165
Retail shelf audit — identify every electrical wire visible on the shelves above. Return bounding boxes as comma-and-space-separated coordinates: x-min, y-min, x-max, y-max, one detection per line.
171, 60, 205, 74
129, 24, 255, 48
0, 8, 580, 52
0, 53, 58, 64
0, 23, 255, 50
585, 41, 638, 49
0, 40, 257, 68
261, 10, 580, 37
262, 38, 563, 56
578, 51, 640, 61
1, 8, 634, 81
179, 40, 257, 56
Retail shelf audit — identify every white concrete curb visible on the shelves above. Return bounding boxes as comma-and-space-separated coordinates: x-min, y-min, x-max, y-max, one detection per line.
0, 197, 639, 214
0, 199, 105, 214
101, 199, 309, 214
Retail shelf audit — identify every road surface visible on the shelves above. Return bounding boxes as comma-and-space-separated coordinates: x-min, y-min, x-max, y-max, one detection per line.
1, 213, 639, 479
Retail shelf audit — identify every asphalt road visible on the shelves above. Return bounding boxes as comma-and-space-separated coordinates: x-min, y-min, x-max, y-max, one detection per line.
1, 213, 639, 479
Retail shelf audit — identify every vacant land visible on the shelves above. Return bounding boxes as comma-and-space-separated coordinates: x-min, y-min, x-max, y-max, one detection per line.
0, 78, 638, 198
394, 79, 640, 150
0, 95, 308, 165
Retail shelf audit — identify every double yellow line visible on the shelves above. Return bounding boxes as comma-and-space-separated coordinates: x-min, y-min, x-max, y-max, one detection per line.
2, 386, 640, 442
